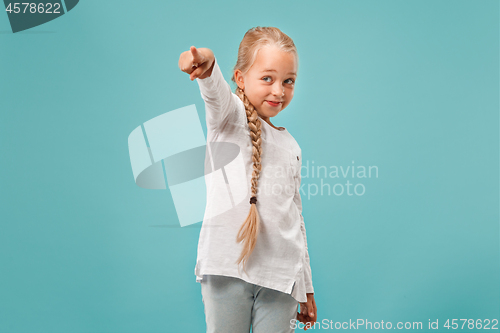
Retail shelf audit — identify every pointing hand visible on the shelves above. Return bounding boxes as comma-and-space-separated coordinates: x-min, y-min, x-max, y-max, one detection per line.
178, 46, 215, 81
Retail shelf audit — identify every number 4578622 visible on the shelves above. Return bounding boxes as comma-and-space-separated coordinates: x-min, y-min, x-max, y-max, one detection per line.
5, 3, 61, 14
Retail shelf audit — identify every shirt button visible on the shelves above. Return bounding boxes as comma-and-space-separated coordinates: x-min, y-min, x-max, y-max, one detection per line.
297, 156, 299, 161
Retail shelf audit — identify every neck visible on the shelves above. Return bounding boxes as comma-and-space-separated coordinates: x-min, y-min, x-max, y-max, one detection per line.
257, 114, 271, 126
259, 115, 282, 131
259, 115, 270, 124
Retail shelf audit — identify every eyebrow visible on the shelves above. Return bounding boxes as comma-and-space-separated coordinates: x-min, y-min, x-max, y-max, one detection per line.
262, 69, 297, 76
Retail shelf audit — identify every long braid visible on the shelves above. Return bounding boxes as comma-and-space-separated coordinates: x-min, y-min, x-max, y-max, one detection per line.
234, 86, 262, 276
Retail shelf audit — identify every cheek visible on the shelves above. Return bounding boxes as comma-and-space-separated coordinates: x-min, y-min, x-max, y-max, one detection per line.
254, 87, 268, 101
256, 84, 268, 94
247, 94, 262, 107
283, 90, 294, 107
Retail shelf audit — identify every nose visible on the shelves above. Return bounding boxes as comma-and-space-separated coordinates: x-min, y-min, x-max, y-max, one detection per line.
272, 82, 285, 97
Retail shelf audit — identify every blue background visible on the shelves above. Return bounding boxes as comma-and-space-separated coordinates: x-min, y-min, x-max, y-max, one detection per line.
0, 0, 498, 332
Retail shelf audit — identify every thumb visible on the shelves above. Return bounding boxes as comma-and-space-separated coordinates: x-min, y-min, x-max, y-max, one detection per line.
190, 66, 205, 81
300, 302, 307, 315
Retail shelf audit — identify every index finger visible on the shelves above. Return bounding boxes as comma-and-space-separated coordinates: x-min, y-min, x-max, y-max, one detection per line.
190, 46, 205, 64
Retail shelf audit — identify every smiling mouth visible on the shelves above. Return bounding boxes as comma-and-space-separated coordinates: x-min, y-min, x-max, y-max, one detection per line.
267, 101, 282, 107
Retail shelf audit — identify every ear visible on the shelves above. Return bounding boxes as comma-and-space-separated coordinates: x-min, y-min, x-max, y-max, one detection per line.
234, 69, 245, 90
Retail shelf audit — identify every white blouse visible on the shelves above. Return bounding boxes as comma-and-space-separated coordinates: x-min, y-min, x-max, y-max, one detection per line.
194, 56, 314, 303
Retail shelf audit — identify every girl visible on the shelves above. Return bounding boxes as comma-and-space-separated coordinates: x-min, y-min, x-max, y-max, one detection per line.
178, 26, 317, 332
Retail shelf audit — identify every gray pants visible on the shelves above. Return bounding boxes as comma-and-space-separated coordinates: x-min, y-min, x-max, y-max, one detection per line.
200, 274, 299, 333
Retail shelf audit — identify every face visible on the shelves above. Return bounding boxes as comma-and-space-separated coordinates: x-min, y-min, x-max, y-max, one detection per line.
234, 46, 297, 122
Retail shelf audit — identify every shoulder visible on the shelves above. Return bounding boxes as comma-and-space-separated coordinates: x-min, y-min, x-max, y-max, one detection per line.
231, 93, 248, 127
285, 129, 301, 147
285, 130, 302, 158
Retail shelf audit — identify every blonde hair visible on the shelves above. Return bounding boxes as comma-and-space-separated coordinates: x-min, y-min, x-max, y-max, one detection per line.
230, 26, 298, 275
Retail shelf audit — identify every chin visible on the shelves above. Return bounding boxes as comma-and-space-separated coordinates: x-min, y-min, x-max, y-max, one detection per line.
266, 106, 282, 113
263, 110, 279, 117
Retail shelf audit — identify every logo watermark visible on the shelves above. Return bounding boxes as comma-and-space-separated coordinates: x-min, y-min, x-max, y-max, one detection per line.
128, 105, 380, 227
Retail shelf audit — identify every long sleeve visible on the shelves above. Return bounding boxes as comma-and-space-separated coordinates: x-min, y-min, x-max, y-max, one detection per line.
293, 151, 314, 294
196, 56, 238, 134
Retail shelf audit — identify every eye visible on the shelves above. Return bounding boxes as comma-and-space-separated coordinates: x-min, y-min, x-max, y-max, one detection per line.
262, 76, 272, 82
285, 78, 295, 84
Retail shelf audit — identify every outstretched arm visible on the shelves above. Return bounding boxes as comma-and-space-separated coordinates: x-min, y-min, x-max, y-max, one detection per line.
178, 46, 237, 133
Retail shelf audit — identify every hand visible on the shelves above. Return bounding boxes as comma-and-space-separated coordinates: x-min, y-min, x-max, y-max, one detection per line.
178, 46, 215, 81
297, 293, 317, 330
